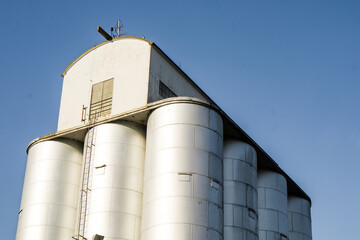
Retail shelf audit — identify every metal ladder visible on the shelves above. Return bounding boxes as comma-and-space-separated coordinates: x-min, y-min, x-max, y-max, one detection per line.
73, 124, 97, 240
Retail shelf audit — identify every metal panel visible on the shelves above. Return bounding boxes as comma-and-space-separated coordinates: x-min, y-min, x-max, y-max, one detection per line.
288, 196, 312, 240
84, 121, 146, 240
16, 139, 83, 240
223, 140, 258, 240
257, 170, 288, 240
141, 103, 224, 240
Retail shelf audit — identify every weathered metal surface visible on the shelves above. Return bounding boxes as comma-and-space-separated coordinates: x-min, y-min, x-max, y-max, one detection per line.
258, 170, 288, 240
288, 196, 312, 240
223, 140, 258, 240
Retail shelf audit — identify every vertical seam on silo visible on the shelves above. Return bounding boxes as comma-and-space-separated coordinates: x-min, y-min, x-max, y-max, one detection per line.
193, 126, 195, 148
190, 224, 193, 240
207, 108, 210, 129
45, 204, 49, 235
232, 205, 234, 229
134, 214, 136, 240
231, 157, 234, 180
264, 186, 267, 209
277, 211, 280, 233
207, 152, 210, 179
192, 172, 194, 197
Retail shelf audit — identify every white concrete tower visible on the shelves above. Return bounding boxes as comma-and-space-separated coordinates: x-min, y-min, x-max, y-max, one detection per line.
17, 35, 312, 240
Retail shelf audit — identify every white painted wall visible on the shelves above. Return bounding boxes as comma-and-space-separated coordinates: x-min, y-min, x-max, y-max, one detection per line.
58, 38, 213, 132
58, 38, 152, 131
148, 47, 209, 103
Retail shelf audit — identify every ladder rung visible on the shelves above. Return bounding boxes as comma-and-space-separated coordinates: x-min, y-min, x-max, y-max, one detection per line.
77, 127, 96, 238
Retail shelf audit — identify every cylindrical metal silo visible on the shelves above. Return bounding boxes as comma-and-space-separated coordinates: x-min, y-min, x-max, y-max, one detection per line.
141, 103, 224, 240
223, 140, 258, 240
84, 121, 146, 240
16, 139, 83, 240
288, 196, 312, 240
257, 170, 288, 240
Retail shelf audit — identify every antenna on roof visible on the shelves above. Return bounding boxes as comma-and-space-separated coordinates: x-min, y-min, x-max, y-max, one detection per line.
110, 19, 126, 38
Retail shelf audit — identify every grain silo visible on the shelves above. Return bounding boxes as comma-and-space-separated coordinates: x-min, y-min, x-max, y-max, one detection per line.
16, 35, 312, 240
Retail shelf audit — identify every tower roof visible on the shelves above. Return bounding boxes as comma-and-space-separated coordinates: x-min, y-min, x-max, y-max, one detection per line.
62, 36, 154, 77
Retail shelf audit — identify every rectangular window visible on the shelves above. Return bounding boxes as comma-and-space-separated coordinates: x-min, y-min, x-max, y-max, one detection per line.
159, 81, 176, 99
90, 79, 114, 120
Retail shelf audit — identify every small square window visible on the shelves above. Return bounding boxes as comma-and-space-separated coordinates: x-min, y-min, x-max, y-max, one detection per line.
159, 81, 176, 98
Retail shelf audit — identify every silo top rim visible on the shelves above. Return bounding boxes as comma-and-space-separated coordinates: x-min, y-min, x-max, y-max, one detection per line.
61, 36, 154, 77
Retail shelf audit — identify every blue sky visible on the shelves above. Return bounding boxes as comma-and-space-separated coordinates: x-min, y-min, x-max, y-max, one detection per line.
1, 0, 359, 239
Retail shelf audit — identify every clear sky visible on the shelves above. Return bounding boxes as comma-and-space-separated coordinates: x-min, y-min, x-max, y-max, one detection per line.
1, 0, 359, 239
